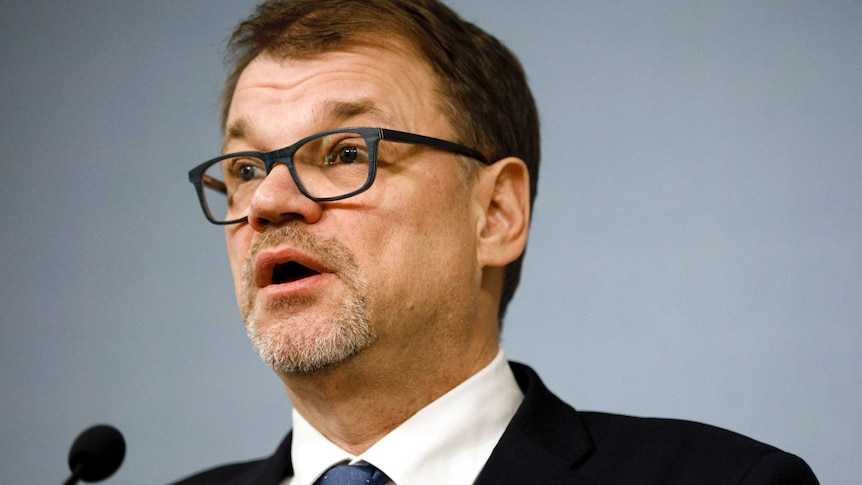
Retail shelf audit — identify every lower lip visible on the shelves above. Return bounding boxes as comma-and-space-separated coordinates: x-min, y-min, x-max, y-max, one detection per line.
258, 273, 334, 300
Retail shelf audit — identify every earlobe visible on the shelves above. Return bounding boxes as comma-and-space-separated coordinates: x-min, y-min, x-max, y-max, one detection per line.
476, 157, 531, 268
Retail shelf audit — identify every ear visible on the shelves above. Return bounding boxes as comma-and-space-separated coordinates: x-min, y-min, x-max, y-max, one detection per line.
474, 157, 531, 269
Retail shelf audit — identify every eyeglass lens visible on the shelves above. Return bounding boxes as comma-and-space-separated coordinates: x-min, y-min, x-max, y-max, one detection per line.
200, 131, 373, 222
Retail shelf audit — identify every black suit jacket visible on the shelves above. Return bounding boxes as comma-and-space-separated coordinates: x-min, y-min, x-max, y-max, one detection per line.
174, 362, 819, 484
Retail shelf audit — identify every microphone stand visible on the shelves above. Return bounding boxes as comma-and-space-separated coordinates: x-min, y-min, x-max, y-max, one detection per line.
62, 462, 83, 485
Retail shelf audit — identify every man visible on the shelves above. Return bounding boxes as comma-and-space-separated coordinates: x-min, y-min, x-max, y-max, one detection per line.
179, 1, 819, 483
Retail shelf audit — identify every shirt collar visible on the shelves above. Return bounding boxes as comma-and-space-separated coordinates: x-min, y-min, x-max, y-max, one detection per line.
289, 350, 524, 485
289, 410, 351, 485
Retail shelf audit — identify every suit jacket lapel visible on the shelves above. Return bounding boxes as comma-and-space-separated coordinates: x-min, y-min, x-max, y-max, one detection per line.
475, 362, 596, 485
247, 431, 294, 485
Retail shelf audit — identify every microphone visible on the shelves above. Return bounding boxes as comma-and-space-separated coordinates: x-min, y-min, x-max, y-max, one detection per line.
63, 424, 126, 484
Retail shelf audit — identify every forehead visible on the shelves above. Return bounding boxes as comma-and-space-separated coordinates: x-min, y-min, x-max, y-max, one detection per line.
224, 40, 449, 149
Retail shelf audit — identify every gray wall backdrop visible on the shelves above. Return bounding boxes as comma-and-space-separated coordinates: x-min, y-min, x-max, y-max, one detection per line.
1, 1, 859, 483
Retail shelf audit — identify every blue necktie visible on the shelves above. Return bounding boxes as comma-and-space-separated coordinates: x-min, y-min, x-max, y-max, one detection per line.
314, 463, 390, 485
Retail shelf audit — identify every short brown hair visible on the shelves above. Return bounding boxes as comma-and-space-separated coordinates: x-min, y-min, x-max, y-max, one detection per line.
223, 0, 540, 323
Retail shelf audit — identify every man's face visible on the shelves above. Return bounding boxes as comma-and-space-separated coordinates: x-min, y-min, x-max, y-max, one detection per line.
223, 40, 487, 375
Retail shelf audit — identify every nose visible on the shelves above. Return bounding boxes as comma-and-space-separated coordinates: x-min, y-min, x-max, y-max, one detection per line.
246, 164, 323, 230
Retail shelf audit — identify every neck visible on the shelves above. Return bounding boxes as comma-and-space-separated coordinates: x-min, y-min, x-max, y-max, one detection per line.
279, 336, 499, 455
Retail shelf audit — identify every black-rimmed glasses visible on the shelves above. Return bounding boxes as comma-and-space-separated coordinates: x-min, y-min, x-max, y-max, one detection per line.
188, 127, 489, 225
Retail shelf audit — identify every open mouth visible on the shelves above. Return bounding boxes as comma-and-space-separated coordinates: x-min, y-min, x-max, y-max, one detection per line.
271, 261, 321, 285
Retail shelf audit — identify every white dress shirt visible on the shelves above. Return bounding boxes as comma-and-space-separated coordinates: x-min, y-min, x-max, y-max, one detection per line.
283, 350, 524, 485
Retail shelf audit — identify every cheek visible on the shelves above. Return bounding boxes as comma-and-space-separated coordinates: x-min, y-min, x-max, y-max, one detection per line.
225, 226, 250, 296
359, 183, 477, 285
376, 215, 479, 327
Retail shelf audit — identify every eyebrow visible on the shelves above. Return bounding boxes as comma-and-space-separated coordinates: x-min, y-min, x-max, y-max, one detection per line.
223, 119, 248, 149
223, 99, 397, 152
312, 99, 397, 128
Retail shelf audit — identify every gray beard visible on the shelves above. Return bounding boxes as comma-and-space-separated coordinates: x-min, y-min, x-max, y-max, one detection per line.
240, 225, 375, 374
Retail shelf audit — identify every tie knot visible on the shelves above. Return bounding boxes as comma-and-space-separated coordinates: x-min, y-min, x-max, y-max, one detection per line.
315, 463, 389, 485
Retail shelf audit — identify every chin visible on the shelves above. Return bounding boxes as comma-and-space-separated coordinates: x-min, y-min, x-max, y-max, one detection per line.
245, 305, 376, 374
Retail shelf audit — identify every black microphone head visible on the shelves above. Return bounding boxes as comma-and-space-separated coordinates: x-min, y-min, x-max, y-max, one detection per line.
68, 424, 126, 482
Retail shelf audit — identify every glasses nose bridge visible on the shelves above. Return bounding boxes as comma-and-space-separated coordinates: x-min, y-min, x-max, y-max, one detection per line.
248, 154, 315, 222
262, 148, 295, 177
257, 153, 304, 199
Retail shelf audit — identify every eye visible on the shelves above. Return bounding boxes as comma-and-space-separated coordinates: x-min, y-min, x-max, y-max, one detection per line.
324, 145, 361, 165
227, 157, 265, 183
238, 163, 260, 181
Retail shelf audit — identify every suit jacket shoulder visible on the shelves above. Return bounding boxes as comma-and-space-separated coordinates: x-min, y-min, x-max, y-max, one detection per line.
476, 362, 818, 485
575, 411, 817, 484
171, 432, 293, 485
